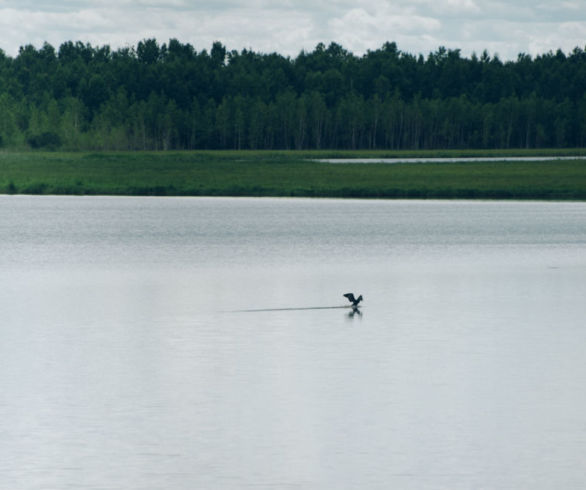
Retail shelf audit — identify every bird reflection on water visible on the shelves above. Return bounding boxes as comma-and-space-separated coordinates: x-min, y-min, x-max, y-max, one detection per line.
347, 304, 362, 318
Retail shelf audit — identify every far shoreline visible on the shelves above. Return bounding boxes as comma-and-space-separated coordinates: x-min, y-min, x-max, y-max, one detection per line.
1, 149, 585, 201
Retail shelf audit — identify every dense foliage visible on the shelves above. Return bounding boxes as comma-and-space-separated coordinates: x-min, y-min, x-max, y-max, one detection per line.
1, 39, 586, 150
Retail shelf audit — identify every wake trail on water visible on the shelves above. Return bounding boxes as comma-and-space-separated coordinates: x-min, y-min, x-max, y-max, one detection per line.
225, 305, 358, 313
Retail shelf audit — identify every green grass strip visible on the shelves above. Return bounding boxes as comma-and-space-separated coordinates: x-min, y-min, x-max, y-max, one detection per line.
1, 150, 586, 200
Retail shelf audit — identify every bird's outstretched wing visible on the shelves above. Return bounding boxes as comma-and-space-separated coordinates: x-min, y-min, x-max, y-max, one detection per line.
343, 293, 356, 303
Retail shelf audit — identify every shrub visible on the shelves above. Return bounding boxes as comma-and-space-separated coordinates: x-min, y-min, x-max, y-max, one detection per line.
27, 132, 62, 150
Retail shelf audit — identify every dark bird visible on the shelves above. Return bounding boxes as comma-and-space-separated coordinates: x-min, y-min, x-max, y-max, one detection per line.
343, 293, 363, 307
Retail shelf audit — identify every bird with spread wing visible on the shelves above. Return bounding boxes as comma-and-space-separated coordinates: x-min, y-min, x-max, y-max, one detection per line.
343, 293, 363, 307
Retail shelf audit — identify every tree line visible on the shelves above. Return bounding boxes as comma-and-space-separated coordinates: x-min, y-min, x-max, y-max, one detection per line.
0, 39, 585, 150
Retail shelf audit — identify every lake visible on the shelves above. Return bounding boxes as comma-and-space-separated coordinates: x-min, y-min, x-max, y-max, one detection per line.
318, 156, 584, 164
1, 195, 585, 490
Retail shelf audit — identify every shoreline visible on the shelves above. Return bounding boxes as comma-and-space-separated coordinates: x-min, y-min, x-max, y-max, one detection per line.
2, 150, 586, 201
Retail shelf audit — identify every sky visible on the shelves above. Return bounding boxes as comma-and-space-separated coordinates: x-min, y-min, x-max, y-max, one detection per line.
0, 0, 585, 60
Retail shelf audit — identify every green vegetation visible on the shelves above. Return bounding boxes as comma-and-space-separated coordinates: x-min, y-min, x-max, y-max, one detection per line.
0, 40, 586, 151
3, 40, 584, 200
1, 150, 585, 200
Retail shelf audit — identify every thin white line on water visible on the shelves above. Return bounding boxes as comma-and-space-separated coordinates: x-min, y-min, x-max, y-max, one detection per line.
315, 156, 584, 164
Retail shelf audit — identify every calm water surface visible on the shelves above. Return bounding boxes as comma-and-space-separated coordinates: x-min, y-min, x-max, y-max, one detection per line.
318, 156, 584, 163
1, 196, 585, 490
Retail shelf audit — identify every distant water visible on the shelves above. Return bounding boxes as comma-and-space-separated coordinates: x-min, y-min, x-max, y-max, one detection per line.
318, 156, 584, 163
1, 196, 585, 490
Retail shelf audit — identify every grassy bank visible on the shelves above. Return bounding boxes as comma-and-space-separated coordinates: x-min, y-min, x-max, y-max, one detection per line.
1, 150, 586, 200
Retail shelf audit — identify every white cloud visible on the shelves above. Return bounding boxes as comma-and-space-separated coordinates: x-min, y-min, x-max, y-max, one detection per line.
404, 0, 481, 15
326, 5, 441, 55
525, 21, 586, 56
0, 0, 584, 59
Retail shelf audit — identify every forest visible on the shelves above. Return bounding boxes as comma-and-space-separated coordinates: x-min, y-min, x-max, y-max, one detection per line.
0, 39, 585, 151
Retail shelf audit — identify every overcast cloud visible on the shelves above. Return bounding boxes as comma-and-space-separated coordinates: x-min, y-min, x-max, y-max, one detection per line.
0, 0, 585, 59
